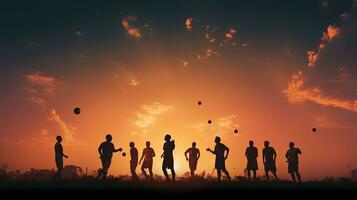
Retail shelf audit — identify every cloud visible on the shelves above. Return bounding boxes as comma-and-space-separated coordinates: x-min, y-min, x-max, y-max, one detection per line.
185, 18, 193, 31
26, 97, 47, 109
133, 103, 173, 135
225, 28, 237, 40
122, 16, 142, 40
49, 109, 76, 143
24, 71, 60, 97
283, 71, 357, 112
193, 115, 239, 134
114, 70, 140, 88
306, 24, 341, 69
314, 115, 357, 129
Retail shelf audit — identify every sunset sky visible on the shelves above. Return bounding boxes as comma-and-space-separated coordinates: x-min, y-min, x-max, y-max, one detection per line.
1, 0, 357, 180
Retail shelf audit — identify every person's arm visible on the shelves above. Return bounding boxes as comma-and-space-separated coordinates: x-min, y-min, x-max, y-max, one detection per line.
139, 149, 145, 164
245, 148, 248, 158
206, 148, 215, 154
63, 153, 68, 158
152, 149, 156, 157
262, 150, 266, 164
98, 144, 103, 158
256, 148, 258, 158
184, 149, 189, 161
197, 149, 200, 160
225, 146, 229, 159
297, 148, 302, 154
273, 149, 277, 161
285, 151, 289, 162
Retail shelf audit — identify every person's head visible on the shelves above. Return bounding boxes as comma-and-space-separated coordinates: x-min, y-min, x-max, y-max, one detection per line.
146, 141, 151, 147
192, 142, 196, 148
215, 136, 221, 144
264, 141, 270, 147
249, 140, 254, 147
56, 135, 62, 142
289, 142, 295, 149
106, 134, 112, 142
164, 134, 171, 142
129, 142, 135, 148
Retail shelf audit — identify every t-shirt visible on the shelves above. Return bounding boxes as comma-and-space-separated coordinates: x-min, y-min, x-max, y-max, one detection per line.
143, 147, 155, 161
55, 142, 63, 158
99, 141, 115, 160
286, 148, 302, 163
263, 147, 276, 162
186, 148, 200, 161
245, 146, 258, 160
163, 141, 175, 158
130, 148, 138, 163
215, 143, 228, 159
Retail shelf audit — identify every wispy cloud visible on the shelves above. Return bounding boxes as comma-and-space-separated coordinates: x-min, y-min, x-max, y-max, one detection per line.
314, 115, 357, 130
132, 103, 173, 136
307, 25, 341, 69
283, 71, 357, 112
193, 115, 239, 135
26, 96, 47, 109
49, 109, 76, 143
185, 18, 193, 31
24, 71, 60, 97
122, 16, 142, 40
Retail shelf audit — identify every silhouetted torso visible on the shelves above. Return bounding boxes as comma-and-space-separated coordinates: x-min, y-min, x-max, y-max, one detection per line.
143, 147, 155, 162
246, 147, 258, 161
55, 142, 63, 159
99, 141, 115, 160
130, 147, 138, 165
263, 147, 276, 162
215, 143, 228, 169
163, 141, 175, 158
286, 148, 301, 164
186, 147, 199, 161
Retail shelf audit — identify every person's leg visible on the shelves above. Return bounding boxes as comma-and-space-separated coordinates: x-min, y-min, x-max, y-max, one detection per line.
162, 166, 169, 181
149, 168, 154, 180
247, 170, 251, 181
290, 173, 296, 182
253, 170, 257, 180
296, 172, 301, 183
190, 169, 194, 178
272, 171, 278, 179
141, 166, 148, 179
223, 168, 231, 181
171, 168, 176, 182
265, 169, 270, 180
217, 169, 222, 182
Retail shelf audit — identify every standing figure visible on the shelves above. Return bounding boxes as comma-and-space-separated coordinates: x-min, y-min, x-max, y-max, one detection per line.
184, 142, 201, 178
207, 136, 231, 181
262, 141, 278, 180
285, 142, 302, 183
96, 134, 122, 180
245, 140, 258, 181
129, 142, 139, 181
139, 141, 155, 180
54, 135, 68, 180
161, 134, 176, 182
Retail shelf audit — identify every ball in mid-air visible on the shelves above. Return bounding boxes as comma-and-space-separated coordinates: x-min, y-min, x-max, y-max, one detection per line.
74, 107, 81, 115
312, 128, 317, 133
234, 129, 239, 134
198, 101, 202, 106
208, 120, 212, 124
122, 152, 126, 157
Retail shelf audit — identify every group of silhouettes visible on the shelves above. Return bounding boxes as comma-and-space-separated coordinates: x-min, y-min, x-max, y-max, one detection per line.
54, 134, 302, 183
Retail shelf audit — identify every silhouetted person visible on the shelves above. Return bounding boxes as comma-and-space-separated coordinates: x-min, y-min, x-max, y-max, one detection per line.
129, 142, 139, 181
54, 136, 68, 180
245, 140, 258, 181
184, 142, 200, 178
139, 141, 155, 180
262, 141, 278, 180
207, 136, 231, 181
285, 142, 302, 183
161, 134, 175, 182
96, 134, 122, 180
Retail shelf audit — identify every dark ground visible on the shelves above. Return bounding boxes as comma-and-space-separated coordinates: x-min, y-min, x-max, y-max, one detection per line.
1, 179, 357, 199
